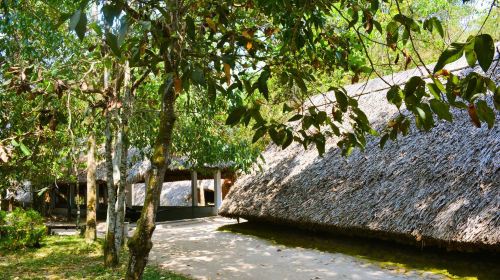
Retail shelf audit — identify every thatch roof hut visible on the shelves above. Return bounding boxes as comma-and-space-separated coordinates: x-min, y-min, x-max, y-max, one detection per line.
220, 53, 500, 252
77, 147, 235, 185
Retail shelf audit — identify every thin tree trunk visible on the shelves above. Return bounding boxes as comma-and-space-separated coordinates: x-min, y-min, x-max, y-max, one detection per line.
104, 111, 118, 266
115, 61, 131, 254
85, 128, 97, 242
103, 61, 119, 266
126, 80, 176, 280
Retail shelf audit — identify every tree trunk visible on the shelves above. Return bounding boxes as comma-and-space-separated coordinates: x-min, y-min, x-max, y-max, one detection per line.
126, 80, 176, 280
85, 129, 97, 242
103, 110, 119, 266
115, 61, 131, 254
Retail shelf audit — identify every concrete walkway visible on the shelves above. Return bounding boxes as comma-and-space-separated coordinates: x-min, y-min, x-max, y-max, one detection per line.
148, 217, 444, 280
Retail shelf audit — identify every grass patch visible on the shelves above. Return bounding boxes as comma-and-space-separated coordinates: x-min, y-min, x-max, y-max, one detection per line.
0, 235, 191, 280
218, 221, 499, 280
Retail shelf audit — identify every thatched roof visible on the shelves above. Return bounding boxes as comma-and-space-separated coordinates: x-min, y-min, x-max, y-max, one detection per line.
77, 147, 234, 184
220, 51, 500, 252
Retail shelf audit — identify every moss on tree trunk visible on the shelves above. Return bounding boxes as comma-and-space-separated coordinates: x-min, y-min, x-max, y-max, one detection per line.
125, 81, 176, 279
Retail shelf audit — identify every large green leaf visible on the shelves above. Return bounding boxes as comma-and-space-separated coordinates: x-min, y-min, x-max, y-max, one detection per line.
68, 10, 81, 31
476, 100, 494, 129
387, 86, 403, 108
429, 99, 452, 122
474, 34, 494, 72
105, 32, 120, 57
75, 12, 87, 41
257, 69, 270, 100
464, 39, 476, 67
252, 127, 267, 143
433, 18, 444, 38
226, 107, 246, 125
282, 130, 294, 149
334, 90, 348, 112
186, 16, 196, 40
433, 43, 465, 73
117, 17, 129, 46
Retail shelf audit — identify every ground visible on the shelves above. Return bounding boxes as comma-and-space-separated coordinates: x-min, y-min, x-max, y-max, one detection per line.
0, 235, 190, 280
147, 217, 498, 280
1, 217, 497, 280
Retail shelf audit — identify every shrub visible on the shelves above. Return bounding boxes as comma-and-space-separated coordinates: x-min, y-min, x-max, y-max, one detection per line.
0, 208, 46, 250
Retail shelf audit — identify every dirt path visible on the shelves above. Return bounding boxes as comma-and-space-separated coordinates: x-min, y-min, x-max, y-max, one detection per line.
148, 217, 444, 280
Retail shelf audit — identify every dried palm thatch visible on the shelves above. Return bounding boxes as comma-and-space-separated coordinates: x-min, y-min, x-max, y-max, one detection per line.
220, 53, 500, 252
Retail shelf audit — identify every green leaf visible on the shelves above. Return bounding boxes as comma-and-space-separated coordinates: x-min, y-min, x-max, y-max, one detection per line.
314, 135, 326, 156
269, 127, 284, 145
19, 142, 31, 156
316, 111, 327, 124
75, 12, 87, 41
117, 17, 129, 46
476, 100, 494, 129
386, 21, 399, 45
186, 16, 195, 40
464, 39, 476, 67
335, 90, 348, 112
433, 43, 465, 73
474, 34, 494, 72
387, 86, 403, 108
288, 114, 303, 122
282, 130, 294, 149
429, 99, 452, 122
252, 127, 267, 143
413, 104, 435, 130
294, 75, 307, 93
69, 10, 81, 31
405, 76, 425, 94
380, 133, 389, 149
226, 107, 246, 125
433, 18, 444, 38
258, 69, 270, 100
302, 115, 313, 130
105, 32, 120, 57
427, 83, 441, 100
370, 0, 379, 12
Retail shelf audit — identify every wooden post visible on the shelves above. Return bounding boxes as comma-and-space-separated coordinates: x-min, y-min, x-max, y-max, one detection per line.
130, 184, 135, 206
126, 183, 133, 207
68, 184, 74, 220
213, 169, 222, 214
198, 180, 205, 206
191, 170, 198, 207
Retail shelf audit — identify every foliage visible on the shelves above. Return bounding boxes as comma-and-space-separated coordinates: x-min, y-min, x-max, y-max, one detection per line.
0, 0, 90, 193
0, 208, 46, 250
172, 90, 264, 172
0, 0, 498, 277
0, 234, 191, 279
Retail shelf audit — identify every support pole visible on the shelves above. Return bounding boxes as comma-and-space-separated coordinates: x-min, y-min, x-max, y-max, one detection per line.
126, 183, 133, 207
68, 184, 74, 221
213, 169, 222, 214
191, 171, 198, 207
